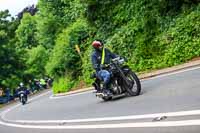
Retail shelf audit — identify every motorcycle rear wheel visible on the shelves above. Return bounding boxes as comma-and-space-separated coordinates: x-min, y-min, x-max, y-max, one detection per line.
102, 96, 112, 101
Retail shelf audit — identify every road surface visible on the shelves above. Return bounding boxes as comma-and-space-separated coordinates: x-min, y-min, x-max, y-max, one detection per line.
1, 66, 200, 133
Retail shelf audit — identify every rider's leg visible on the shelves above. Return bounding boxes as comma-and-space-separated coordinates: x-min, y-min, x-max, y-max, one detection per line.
98, 70, 112, 95
92, 78, 101, 93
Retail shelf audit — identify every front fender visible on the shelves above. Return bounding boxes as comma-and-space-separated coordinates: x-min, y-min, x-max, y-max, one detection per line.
122, 65, 131, 74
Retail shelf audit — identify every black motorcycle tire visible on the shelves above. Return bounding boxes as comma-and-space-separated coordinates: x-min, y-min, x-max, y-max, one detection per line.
102, 96, 112, 101
22, 97, 26, 105
22, 101, 26, 105
125, 71, 141, 96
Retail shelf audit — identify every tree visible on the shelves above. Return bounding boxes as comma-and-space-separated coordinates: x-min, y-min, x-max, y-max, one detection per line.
16, 13, 38, 49
17, 4, 38, 19
36, 0, 84, 49
36, 0, 68, 48
0, 10, 23, 88
25, 45, 48, 77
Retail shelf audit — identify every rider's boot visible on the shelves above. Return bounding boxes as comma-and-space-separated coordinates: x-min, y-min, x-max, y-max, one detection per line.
92, 82, 101, 93
103, 84, 113, 97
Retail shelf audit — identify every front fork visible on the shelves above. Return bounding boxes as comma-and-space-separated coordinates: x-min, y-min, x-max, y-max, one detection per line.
117, 67, 133, 89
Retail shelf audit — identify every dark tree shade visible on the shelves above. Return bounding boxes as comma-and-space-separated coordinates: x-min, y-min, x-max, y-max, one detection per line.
17, 4, 38, 19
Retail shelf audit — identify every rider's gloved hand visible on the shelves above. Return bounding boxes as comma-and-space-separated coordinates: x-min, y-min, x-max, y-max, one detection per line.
100, 64, 108, 69
120, 56, 128, 62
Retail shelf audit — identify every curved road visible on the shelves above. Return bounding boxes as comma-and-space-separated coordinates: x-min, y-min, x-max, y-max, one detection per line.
1, 67, 200, 133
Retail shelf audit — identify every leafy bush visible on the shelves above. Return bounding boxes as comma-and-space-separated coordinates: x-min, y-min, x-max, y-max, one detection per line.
155, 5, 200, 67
45, 19, 90, 78
81, 43, 94, 85
51, 1, 200, 93
52, 76, 75, 94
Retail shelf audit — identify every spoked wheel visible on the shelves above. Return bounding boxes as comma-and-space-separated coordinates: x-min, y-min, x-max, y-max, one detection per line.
124, 71, 141, 96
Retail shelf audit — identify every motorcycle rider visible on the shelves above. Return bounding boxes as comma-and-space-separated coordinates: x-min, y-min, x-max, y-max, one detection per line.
91, 40, 118, 96
17, 82, 28, 102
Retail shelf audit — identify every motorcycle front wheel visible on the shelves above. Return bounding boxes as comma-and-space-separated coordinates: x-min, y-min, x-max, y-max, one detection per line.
22, 97, 26, 105
124, 71, 141, 96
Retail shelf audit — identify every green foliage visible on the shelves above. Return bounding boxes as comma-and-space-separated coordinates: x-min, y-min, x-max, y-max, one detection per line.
16, 13, 38, 48
62, 0, 85, 23
45, 19, 90, 77
37, 0, 85, 49
0, 10, 23, 88
36, 0, 67, 48
1, 75, 21, 89
49, 0, 200, 92
25, 45, 48, 77
52, 76, 75, 94
155, 5, 200, 66
81, 41, 94, 84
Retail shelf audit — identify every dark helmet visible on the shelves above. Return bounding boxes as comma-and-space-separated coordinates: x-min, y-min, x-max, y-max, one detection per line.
92, 40, 103, 49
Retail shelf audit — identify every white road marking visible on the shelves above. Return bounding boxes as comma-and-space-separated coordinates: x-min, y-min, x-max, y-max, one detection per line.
1, 119, 200, 129
0, 90, 51, 120
13, 109, 200, 124
141, 66, 200, 81
49, 90, 93, 99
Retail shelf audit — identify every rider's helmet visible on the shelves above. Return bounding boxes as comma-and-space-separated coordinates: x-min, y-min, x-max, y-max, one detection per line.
92, 40, 103, 51
19, 82, 24, 87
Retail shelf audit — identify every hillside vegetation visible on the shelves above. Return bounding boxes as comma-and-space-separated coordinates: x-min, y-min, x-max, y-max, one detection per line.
1, 0, 200, 93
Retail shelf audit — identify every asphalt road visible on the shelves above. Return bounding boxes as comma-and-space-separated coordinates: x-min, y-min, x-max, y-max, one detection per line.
1, 66, 200, 133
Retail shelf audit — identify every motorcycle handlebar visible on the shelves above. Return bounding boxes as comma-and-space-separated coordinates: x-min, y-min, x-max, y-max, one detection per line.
111, 57, 125, 64
99, 57, 125, 70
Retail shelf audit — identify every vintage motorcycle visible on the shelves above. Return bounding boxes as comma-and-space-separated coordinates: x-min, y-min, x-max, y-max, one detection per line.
92, 57, 141, 101
18, 90, 27, 105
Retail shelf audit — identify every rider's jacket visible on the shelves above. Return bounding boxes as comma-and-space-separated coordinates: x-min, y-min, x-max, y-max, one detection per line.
91, 48, 118, 72
17, 86, 28, 95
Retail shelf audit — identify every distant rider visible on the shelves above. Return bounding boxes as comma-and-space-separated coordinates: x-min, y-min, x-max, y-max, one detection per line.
17, 82, 28, 101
